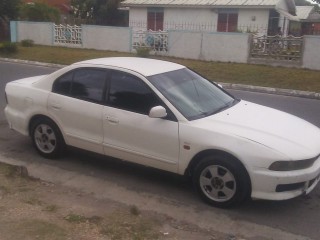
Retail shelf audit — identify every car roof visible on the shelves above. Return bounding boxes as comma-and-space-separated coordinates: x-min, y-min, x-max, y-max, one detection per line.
74, 57, 185, 77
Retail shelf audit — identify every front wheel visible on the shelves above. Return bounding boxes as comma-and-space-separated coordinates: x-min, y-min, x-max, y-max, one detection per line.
31, 118, 65, 159
193, 155, 250, 208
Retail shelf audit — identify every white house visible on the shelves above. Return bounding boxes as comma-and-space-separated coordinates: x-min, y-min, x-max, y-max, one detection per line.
121, 0, 299, 36
289, 6, 320, 35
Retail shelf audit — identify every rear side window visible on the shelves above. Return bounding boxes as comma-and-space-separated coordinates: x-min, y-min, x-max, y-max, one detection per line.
71, 69, 106, 102
53, 71, 73, 95
53, 68, 107, 103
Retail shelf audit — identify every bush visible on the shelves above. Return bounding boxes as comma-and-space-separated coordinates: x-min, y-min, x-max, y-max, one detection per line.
135, 45, 151, 58
0, 42, 18, 54
21, 39, 34, 47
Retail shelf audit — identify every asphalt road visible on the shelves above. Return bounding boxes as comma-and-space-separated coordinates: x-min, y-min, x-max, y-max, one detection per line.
1, 61, 320, 239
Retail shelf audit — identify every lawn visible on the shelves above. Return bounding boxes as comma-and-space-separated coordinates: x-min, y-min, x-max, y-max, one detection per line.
1, 44, 320, 92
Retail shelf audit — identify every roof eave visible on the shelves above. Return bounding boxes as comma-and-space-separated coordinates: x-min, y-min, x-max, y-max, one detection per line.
121, 4, 275, 9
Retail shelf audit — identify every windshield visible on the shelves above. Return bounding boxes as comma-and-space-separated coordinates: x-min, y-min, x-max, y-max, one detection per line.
148, 68, 238, 120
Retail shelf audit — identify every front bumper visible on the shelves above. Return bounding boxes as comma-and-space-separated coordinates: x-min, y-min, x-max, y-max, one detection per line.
250, 155, 320, 200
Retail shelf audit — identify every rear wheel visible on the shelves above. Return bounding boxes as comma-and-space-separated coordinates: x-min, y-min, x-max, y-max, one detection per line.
193, 154, 250, 208
31, 118, 65, 159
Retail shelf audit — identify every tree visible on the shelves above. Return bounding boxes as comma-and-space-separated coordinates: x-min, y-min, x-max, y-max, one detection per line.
0, 0, 21, 41
0, 0, 21, 21
71, 0, 127, 26
19, 2, 61, 23
71, 0, 95, 20
295, 0, 320, 6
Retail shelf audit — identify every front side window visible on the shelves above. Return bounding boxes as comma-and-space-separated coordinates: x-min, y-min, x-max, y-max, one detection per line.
108, 71, 160, 115
148, 68, 237, 120
53, 68, 107, 103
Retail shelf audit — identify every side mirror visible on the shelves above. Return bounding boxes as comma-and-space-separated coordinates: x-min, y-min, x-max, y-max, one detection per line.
149, 106, 167, 118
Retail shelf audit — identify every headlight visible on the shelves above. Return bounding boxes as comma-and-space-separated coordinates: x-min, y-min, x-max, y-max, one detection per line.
269, 155, 319, 171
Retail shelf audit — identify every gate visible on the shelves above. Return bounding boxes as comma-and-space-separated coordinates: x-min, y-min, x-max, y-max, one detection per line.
132, 30, 168, 53
54, 24, 82, 46
250, 35, 303, 61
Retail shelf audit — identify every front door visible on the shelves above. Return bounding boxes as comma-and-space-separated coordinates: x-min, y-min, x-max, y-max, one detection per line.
102, 70, 180, 173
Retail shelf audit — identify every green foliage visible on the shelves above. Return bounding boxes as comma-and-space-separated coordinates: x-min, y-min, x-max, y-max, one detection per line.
295, 0, 319, 5
0, 42, 18, 54
64, 213, 87, 223
295, 0, 320, 11
71, 0, 95, 19
71, 0, 128, 26
135, 46, 151, 58
19, 2, 60, 23
21, 39, 34, 47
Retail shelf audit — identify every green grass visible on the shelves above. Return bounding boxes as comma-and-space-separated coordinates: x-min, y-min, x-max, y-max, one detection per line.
1, 44, 320, 92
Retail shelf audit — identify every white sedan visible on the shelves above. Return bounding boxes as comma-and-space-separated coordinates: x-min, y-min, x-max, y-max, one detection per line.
4, 57, 320, 208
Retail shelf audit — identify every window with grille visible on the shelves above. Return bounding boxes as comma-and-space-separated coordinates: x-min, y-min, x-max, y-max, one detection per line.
147, 8, 164, 31
217, 10, 238, 32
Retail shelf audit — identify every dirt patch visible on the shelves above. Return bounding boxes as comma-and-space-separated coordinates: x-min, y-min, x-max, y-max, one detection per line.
0, 162, 244, 240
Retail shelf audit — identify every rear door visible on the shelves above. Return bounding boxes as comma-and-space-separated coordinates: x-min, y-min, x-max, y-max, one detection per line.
48, 68, 107, 154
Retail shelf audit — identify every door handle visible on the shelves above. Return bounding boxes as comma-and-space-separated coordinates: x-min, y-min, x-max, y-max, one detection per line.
50, 103, 61, 110
106, 116, 119, 124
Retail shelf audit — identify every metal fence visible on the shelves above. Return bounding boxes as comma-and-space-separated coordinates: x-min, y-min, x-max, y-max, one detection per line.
54, 24, 82, 46
250, 34, 303, 61
129, 20, 268, 34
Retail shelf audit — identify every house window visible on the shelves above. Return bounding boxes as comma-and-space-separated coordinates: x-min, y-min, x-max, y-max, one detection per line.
147, 8, 164, 31
217, 10, 238, 32
268, 9, 280, 35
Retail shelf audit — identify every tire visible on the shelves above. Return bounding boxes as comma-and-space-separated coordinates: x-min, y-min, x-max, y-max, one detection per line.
31, 118, 65, 159
193, 154, 250, 208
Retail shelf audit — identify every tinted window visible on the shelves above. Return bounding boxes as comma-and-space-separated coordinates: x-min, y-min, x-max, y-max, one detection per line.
71, 69, 106, 103
108, 71, 160, 115
53, 71, 73, 95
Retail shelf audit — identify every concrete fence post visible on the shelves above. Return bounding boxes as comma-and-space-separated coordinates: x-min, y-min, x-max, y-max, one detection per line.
10, 21, 18, 43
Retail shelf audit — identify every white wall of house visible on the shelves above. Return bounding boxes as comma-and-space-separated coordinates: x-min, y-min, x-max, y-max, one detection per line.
129, 8, 147, 31
164, 8, 218, 31
129, 6, 271, 35
238, 9, 269, 35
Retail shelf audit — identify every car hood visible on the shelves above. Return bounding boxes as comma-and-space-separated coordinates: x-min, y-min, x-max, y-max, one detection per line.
194, 100, 320, 160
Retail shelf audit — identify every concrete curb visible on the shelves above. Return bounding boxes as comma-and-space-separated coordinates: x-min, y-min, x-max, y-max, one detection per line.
220, 83, 320, 100
1, 57, 320, 100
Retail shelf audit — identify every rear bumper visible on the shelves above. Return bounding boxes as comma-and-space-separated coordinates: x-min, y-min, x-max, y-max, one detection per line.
4, 106, 29, 136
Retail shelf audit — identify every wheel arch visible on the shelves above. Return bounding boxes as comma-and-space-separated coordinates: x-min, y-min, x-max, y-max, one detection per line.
28, 114, 65, 141
185, 149, 252, 193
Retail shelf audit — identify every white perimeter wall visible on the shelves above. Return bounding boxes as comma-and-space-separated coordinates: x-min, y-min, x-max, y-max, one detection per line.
82, 25, 131, 52
168, 31, 250, 63
17, 21, 53, 45
303, 35, 320, 70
